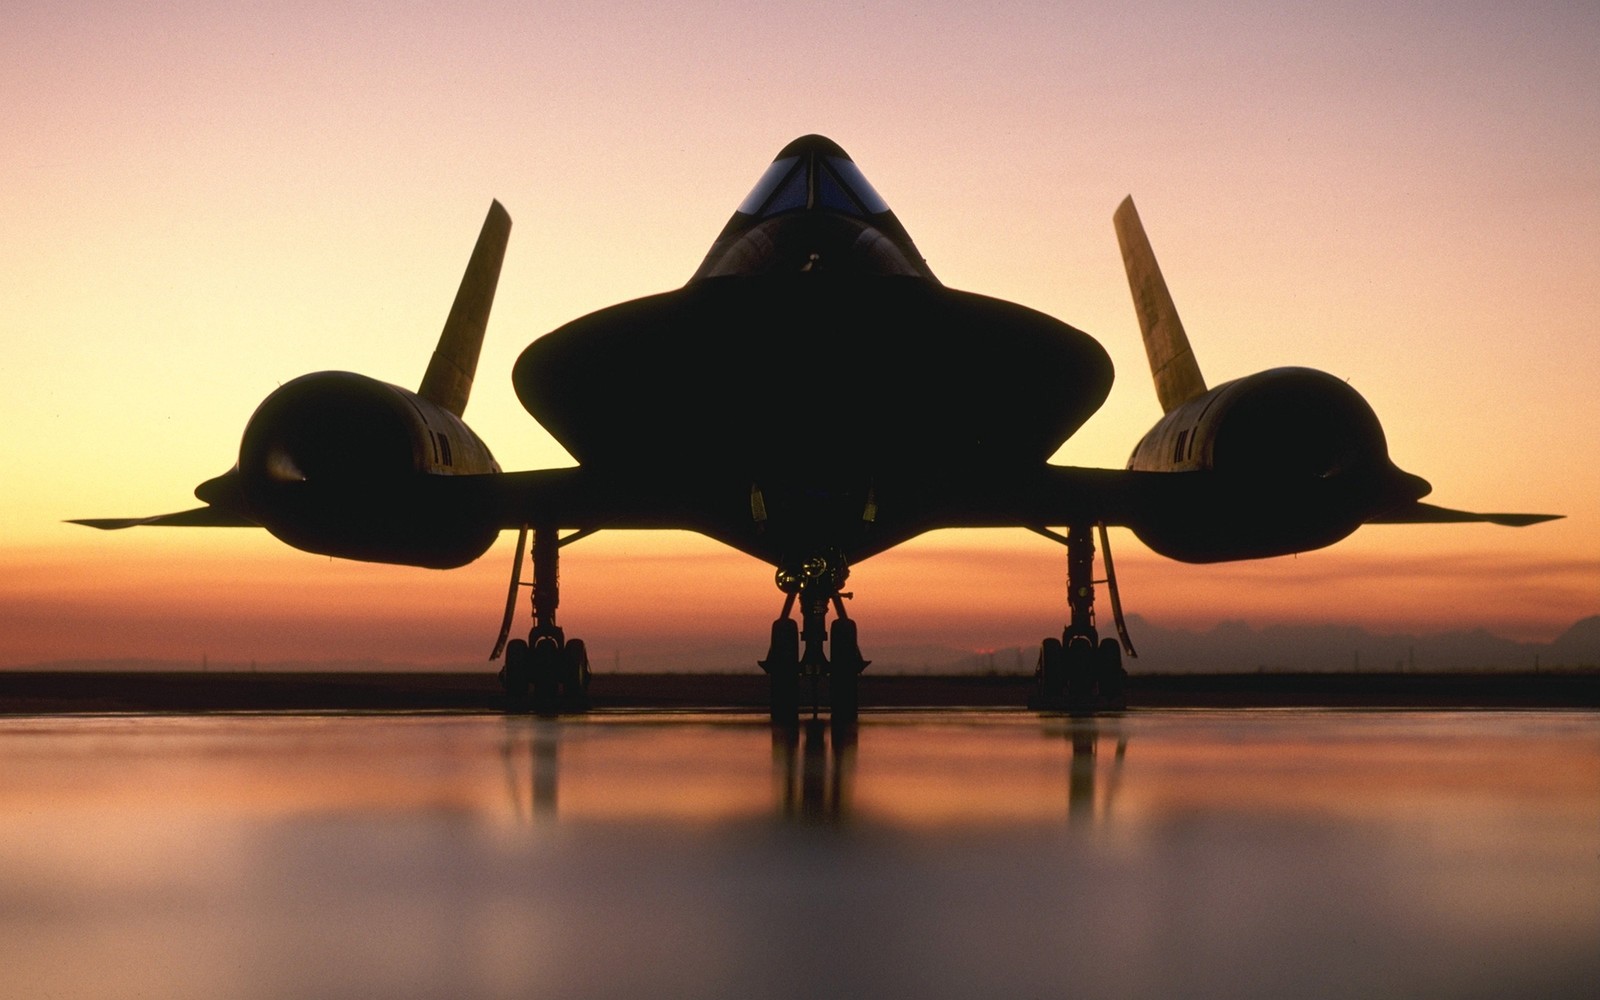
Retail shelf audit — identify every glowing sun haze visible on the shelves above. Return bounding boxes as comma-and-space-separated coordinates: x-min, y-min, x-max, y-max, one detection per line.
3, 1, 1595, 667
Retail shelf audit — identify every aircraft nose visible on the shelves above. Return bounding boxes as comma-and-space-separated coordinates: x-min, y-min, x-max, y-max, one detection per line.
773, 133, 851, 161
735, 135, 889, 220
691, 135, 934, 281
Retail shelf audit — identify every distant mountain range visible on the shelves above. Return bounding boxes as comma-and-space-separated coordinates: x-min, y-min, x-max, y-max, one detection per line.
10, 616, 1598, 675
907, 614, 1600, 675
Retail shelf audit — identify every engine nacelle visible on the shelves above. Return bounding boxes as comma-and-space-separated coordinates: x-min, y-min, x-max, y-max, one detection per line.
1126, 367, 1409, 562
1129, 367, 1389, 477
234, 372, 501, 568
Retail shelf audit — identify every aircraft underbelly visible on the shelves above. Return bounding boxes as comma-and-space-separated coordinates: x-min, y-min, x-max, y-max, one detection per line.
514, 277, 1113, 477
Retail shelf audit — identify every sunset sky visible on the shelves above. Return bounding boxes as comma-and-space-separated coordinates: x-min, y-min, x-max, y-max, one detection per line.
3, 1, 1596, 669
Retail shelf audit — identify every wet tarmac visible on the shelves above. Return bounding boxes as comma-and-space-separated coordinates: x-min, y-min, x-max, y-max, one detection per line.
2, 709, 1596, 999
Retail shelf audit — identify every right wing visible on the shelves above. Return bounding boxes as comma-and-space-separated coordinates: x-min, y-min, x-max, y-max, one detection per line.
916, 463, 1559, 566
1365, 502, 1562, 527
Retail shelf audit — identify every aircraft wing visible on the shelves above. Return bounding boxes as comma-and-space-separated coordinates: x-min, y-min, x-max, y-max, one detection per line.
69, 466, 720, 538
68, 507, 260, 530
467, 467, 718, 530
71, 464, 1559, 562
923, 465, 1214, 531
979, 466, 1562, 531
923, 465, 1559, 565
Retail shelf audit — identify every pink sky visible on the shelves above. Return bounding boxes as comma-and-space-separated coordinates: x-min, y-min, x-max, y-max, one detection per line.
2, 2, 1595, 668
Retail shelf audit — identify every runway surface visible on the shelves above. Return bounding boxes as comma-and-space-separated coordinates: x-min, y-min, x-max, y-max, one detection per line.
4, 669, 1595, 713
2, 709, 1596, 999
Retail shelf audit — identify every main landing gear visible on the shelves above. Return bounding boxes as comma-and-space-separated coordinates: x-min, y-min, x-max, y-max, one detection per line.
492, 524, 593, 711
760, 551, 867, 728
1029, 523, 1135, 713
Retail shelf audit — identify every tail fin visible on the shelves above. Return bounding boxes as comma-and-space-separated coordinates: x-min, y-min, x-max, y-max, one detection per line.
418, 200, 513, 417
1113, 196, 1206, 413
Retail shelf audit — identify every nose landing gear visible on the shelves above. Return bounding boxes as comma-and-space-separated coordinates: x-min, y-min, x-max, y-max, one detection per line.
761, 552, 867, 726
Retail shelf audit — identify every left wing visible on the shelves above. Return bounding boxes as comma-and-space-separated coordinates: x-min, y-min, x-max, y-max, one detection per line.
70, 465, 714, 536
68, 507, 259, 530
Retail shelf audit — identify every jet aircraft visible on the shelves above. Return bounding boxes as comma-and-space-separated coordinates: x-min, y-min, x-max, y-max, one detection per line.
75, 134, 1557, 720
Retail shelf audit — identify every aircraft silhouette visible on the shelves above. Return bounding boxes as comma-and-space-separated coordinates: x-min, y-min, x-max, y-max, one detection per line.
74, 134, 1557, 719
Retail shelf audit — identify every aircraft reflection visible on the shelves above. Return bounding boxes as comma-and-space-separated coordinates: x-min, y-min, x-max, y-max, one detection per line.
500, 716, 865, 825
1052, 717, 1129, 827
500, 718, 560, 823
771, 719, 857, 823
6, 714, 1594, 1000
498, 714, 1134, 828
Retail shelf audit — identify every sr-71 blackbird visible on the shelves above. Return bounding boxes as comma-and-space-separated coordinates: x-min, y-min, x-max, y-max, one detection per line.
75, 135, 1557, 719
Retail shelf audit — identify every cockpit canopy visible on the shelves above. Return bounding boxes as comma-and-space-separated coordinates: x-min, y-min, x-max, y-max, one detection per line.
691, 135, 936, 282
737, 146, 890, 218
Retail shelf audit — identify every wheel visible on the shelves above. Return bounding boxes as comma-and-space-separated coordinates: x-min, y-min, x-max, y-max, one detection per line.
830, 617, 863, 668
1064, 635, 1096, 709
530, 636, 563, 706
1032, 637, 1066, 707
501, 638, 531, 700
561, 638, 591, 699
764, 618, 801, 725
829, 618, 862, 724
770, 666, 800, 726
1096, 637, 1126, 708
761, 617, 800, 670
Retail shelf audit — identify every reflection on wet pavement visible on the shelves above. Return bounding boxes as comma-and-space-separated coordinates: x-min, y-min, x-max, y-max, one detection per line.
1, 710, 1596, 999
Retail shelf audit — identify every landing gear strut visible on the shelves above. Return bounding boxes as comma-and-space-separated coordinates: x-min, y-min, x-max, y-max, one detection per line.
1029, 523, 1134, 712
492, 523, 593, 711
760, 551, 867, 727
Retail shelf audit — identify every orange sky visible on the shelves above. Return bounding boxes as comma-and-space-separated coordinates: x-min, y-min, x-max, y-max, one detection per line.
2, 2, 1596, 668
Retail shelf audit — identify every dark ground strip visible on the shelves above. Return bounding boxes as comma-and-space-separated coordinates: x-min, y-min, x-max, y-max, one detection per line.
1, 670, 1595, 714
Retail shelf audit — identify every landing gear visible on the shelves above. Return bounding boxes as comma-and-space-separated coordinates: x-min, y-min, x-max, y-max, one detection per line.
1029, 523, 1134, 712
761, 551, 867, 727
493, 523, 593, 711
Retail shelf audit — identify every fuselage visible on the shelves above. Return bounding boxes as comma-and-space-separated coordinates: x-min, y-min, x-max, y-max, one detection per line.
512, 136, 1112, 567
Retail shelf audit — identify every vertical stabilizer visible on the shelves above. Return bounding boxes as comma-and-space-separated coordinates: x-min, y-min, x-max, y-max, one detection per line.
1113, 196, 1206, 413
419, 200, 512, 417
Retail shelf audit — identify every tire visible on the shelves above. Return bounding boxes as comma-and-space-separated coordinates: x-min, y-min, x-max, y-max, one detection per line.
1034, 637, 1066, 705
501, 639, 531, 700
1096, 637, 1127, 707
770, 667, 800, 726
1064, 635, 1096, 708
762, 617, 800, 670
765, 618, 801, 725
830, 618, 861, 723
530, 636, 563, 706
561, 638, 591, 697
